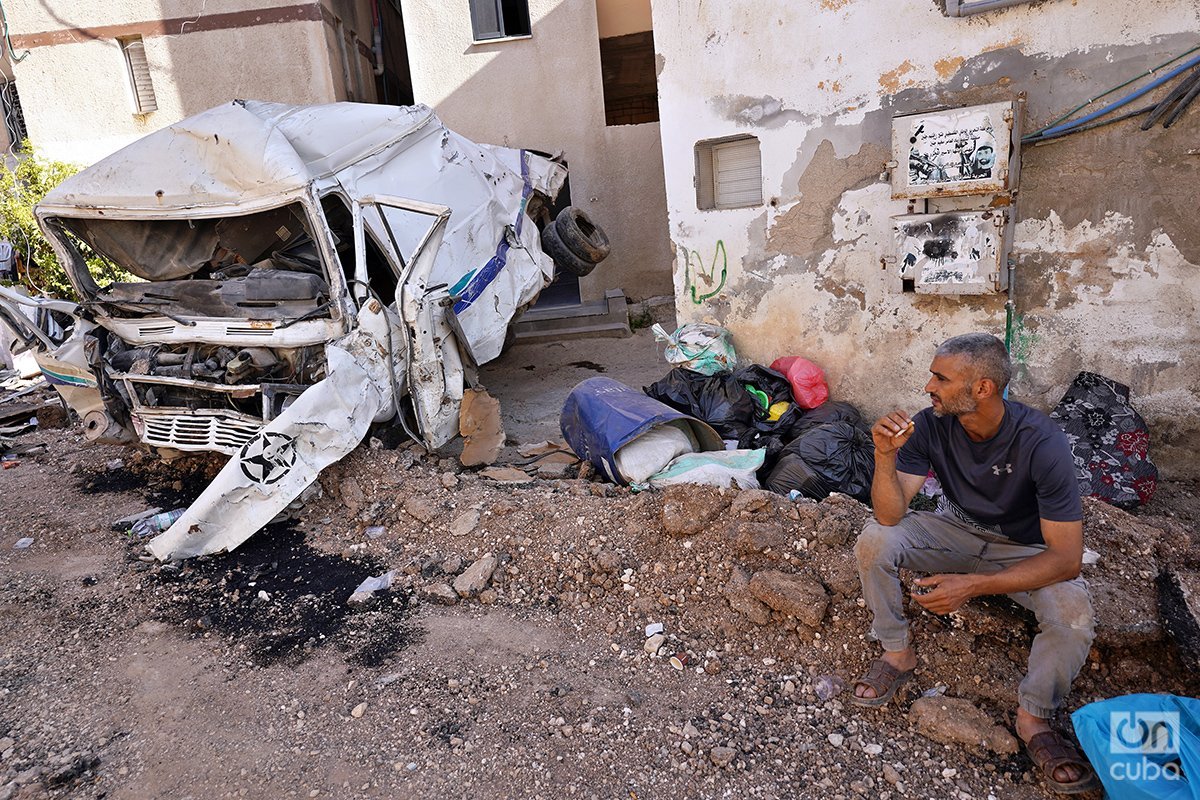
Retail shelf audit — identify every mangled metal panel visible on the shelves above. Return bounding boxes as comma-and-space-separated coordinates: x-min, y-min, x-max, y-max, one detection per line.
892, 211, 1006, 295
890, 101, 1020, 200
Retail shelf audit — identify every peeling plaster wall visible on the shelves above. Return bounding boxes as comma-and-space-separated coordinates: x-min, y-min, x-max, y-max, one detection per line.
653, 0, 1200, 477
399, 0, 673, 304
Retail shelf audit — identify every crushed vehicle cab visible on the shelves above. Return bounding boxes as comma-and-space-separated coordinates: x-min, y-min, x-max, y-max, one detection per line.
4, 100, 608, 559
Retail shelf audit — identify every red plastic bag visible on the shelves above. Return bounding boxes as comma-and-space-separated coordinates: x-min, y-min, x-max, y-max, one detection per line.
769, 356, 829, 410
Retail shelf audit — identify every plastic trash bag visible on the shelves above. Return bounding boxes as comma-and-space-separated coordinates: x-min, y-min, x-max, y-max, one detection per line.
645, 364, 802, 447
561, 377, 723, 485
614, 420, 699, 484
770, 356, 830, 410
645, 367, 757, 440
765, 421, 874, 501
1071, 693, 1200, 799
1050, 371, 1158, 509
644, 449, 766, 490
651, 322, 737, 375
789, 400, 870, 438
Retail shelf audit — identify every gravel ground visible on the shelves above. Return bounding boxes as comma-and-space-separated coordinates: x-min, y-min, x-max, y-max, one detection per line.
0, 424, 1197, 800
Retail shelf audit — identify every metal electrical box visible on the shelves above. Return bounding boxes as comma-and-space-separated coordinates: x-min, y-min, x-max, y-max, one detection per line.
893, 210, 1007, 295
890, 101, 1020, 200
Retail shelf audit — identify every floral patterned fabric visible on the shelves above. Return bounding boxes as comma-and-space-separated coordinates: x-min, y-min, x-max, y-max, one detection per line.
1049, 372, 1158, 510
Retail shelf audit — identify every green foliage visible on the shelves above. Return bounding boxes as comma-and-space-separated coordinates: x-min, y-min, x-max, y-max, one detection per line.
0, 142, 130, 297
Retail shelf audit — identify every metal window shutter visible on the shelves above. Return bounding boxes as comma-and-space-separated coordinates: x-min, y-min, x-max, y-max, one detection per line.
469, 0, 504, 40
123, 39, 157, 113
712, 139, 761, 208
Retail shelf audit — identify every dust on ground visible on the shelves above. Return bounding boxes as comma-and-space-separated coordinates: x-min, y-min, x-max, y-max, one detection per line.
1, 421, 1197, 800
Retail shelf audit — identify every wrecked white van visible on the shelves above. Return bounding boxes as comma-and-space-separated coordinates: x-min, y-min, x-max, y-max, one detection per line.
2, 100, 608, 559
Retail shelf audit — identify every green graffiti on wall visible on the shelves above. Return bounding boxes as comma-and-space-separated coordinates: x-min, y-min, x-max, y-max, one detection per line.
1010, 314, 1039, 367
682, 241, 728, 305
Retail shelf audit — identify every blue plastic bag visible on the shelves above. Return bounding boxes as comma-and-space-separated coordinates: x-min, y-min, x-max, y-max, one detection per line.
560, 377, 722, 485
1072, 693, 1200, 799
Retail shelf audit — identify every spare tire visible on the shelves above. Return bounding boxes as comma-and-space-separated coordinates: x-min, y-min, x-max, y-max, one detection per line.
554, 207, 610, 264
541, 221, 597, 277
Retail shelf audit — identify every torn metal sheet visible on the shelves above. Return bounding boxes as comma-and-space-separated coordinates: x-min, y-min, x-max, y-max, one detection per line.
148, 320, 390, 561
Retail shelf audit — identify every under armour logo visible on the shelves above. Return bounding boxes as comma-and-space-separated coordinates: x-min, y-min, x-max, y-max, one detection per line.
992, 463, 1013, 476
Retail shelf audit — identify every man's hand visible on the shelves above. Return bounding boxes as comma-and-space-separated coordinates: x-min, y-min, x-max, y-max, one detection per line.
912, 574, 980, 614
872, 411, 915, 456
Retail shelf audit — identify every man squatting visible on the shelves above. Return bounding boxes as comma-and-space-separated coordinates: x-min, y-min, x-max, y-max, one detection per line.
850, 333, 1099, 794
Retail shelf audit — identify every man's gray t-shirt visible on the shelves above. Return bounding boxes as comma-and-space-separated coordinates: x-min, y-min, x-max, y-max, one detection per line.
895, 400, 1082, 545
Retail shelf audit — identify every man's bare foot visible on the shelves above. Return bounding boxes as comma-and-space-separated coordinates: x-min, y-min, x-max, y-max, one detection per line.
854, 648, 917, 700
1016, 708, 1084, 785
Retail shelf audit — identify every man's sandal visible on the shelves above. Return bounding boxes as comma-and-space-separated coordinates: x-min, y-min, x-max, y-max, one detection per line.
849, 659, 913, 708
1025, 730, 1101, 794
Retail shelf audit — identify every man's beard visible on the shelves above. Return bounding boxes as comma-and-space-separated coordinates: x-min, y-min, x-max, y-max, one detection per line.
931, 390, 977, 418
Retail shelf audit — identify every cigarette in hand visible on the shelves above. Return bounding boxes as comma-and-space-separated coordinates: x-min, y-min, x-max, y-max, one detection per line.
893, 420, 915, 439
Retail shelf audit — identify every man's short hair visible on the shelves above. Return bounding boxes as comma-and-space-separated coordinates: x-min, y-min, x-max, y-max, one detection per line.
936, 333, 1012, 390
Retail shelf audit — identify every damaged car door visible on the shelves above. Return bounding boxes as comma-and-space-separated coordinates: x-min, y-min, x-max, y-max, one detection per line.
354, 195, 462, 450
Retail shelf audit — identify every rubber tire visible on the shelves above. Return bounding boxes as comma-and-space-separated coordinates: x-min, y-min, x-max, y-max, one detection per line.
541, 221, 597, 277
554, 207, 610, 264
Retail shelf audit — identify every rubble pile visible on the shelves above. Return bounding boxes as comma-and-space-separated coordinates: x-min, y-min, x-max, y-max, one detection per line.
3, 427, 1197, 799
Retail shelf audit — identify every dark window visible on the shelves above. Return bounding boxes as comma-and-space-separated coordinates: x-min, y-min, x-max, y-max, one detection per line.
469, 0, 530, 41
599, 30, 658, 126
0, 82, 27, 147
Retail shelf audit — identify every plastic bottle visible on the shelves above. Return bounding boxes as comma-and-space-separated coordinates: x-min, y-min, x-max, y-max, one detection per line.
132, 508, 186, 537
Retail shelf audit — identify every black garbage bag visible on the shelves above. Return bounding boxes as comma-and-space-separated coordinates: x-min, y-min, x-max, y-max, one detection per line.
1049, 371, 1157, 509
785, 400, 870, 439
765, 421, 875, 502
645, 364, 801, 444
644, 367, 757, 440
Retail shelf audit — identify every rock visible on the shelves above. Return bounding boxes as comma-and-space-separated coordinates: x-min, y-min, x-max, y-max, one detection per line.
458, 387, 504, 467
419, 583, 459, 605
404, 496, 438, 524
725, 522, 789, 556
730, 489, 787, 518
748, 569, 829, 627
450, 509, 480, 537
908, 696, 1019, 755
644, 633, 666, 655
0, 737, 12, 752
827, 733, 845, 747
815, 548, 860, 598
480, 466, 533, 484
595, 549, 621, 573
441, 472, 459, 490
723, 566, 772, 625
46, 753, 99, 787
536, 462, 572, 479
453, 554, 498, 597
340, 477, 365, 515
441, 554, 465, 575
660, 484, 731, 536
351, 702, 367, 718
478, 588, 497, 605
815, 493, 870, 547
882, 764, 902, 785
709, 746, 736, 767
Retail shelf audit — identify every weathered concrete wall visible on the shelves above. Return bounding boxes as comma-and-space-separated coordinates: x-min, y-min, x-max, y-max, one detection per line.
400, 0, 672, 304
653, 0, 1200, 476
5, 0, 376, 165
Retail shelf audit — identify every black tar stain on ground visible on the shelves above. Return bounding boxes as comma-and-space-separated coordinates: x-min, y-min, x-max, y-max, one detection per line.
154, 526, 421, 667
568, 360, 606, 373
